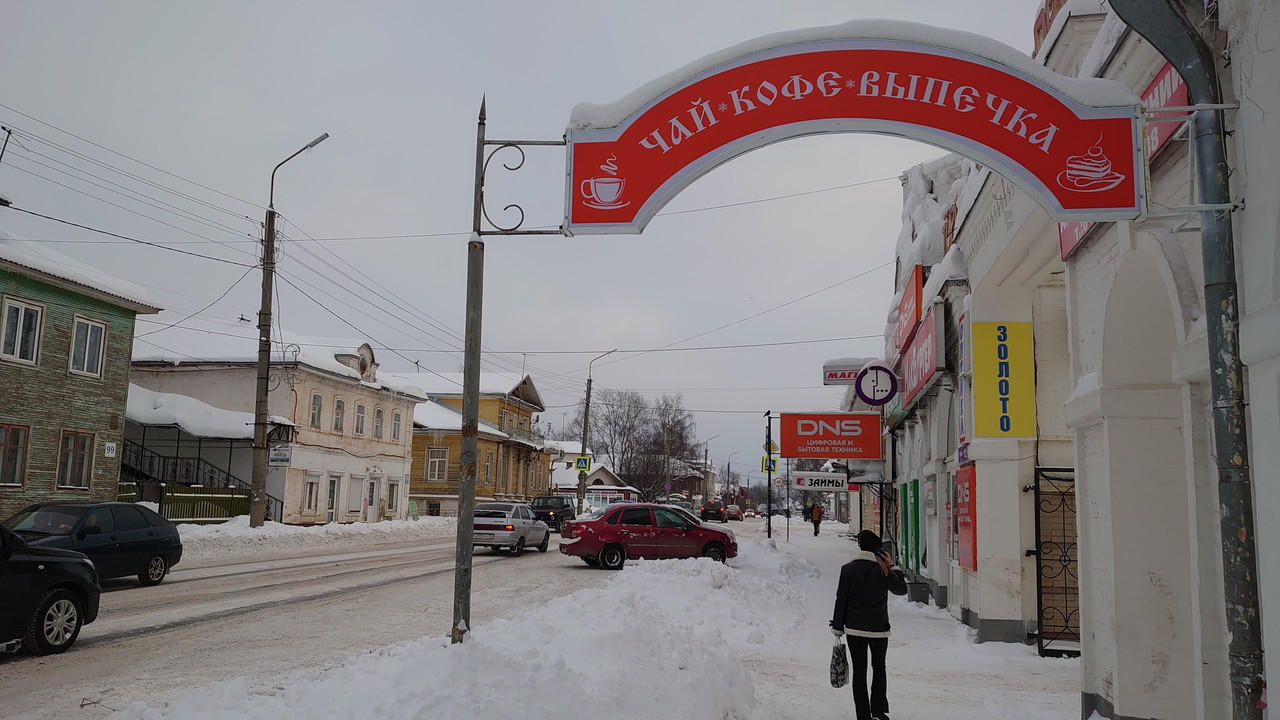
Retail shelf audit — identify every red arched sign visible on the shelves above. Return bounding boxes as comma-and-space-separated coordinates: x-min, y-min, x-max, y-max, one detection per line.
564, 28, 1144, 235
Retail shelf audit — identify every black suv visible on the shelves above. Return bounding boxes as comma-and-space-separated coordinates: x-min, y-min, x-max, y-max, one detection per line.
700, 500, 728, 523
0, 524, 101, 655
529, 496, 576, 532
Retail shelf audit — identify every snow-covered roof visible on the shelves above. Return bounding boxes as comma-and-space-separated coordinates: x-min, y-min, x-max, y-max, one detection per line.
132, 321, 428, 399
385, 371, 545, 410
0, 228, 161, 313
126, 384, 292, 439
551, 464, 622, 490
412, 399, 508, 439
543, 439, 590, 457
569, 18, 1139, 131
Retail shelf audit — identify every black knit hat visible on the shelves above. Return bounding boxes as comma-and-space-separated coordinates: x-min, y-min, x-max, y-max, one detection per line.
856, 530, 882, 552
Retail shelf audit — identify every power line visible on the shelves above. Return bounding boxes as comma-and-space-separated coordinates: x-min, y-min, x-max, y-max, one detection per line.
135, 264, 258, 338
0, 104, 262, 211
6, 206, 256, 268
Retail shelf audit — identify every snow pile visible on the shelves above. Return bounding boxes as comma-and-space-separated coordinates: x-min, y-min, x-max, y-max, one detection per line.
177, 515, 458, 564
108, 542, 811, 720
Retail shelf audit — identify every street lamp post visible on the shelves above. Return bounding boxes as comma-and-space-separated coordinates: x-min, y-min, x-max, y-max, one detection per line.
577, 349, 616, 514
250, 132, 328, 529
726, 451, 741, 502
701, 435, 719, 501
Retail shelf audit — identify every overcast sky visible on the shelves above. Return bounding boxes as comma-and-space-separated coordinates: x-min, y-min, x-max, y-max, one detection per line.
0, 1, 1038, 483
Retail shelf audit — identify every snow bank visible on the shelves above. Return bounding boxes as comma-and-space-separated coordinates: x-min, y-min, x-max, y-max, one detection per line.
177, 516, 458, 564
108, 541, 811, 720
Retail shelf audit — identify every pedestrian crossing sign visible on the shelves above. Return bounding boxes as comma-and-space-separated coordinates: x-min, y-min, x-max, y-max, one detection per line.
762, 456, 777, 473
575, 456, 591, 471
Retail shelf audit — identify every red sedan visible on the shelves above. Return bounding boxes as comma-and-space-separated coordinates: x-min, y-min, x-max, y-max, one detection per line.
559, 503, 738, 570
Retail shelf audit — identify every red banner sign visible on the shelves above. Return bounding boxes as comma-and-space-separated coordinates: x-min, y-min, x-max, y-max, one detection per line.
778, 412, 882, 459
1059, 62, 1188, 258
895, 265, 923, 355
566, 37, 1142, 235
957, 464, 977, 571
901, 303, 944, 406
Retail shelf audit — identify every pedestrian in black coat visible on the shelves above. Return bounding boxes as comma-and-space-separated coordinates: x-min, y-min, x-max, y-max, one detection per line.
831, 530, 908, 720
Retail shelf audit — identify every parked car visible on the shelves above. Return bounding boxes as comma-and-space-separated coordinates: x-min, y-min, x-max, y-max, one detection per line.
663, 504, 704, 527
0, 524, 101, 655
4, 502, 182, 586
700, 500, 728, 523
671, 501, 694, 513
725, 504, 743, 521
529, 495, 577, 532
560, 503, 738, 570
472, 502, 550, 554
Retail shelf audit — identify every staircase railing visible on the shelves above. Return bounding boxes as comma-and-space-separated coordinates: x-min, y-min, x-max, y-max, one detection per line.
121, 439, 283, 522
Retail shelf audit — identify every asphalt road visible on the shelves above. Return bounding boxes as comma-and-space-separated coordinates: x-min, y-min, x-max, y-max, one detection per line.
1, 536, 611, 720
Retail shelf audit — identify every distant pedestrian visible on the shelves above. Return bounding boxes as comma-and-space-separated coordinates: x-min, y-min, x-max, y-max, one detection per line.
831, 530, 907, 720
811, 503, 823, 535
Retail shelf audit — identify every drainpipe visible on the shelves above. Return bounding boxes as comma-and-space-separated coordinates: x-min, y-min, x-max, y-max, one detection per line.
1108, 2, 1264, 717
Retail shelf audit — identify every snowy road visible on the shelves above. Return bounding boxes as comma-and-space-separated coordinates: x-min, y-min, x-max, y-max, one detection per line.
1, 536, 611, 720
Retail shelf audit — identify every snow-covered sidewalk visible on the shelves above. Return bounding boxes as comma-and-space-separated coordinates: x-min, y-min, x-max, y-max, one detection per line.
109, 517, 1078, 719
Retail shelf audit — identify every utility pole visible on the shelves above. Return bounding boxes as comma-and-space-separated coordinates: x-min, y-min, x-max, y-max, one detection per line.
765, 410, 774, 538
577, 349, 616, 514
251, 133, 328, 529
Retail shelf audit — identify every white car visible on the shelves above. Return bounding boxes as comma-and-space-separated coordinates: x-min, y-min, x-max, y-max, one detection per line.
472, 502, 551, 554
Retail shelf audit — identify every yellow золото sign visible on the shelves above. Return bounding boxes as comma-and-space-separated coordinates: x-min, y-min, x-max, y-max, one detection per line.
972, 322, 1036, 436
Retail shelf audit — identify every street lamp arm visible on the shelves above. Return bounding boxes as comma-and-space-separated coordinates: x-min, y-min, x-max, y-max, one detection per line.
270, 133, 330, 207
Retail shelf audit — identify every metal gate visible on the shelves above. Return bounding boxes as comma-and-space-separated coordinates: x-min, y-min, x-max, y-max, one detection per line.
1033, 467, 1080, 657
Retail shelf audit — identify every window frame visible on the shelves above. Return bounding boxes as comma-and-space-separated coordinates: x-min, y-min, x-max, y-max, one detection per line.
386, 481, 398, 512
374, 408, 384, 439
56, 431, 95, 489
68, 315, 107, 378
484, 451, 493, 485
1, 296, 43, 366
392, 412, 402, 441
427, 447, 449, 482
304, 477, 320, 512
0, 423, 30, 487
354, 403, 366, 436
309, 393, 323, 429
333, 398, 345, 433
347, 475, 365, 512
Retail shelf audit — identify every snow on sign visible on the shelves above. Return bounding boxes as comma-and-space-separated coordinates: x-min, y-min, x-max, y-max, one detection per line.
778, 412, 882, 459
564, 24, 1143, 235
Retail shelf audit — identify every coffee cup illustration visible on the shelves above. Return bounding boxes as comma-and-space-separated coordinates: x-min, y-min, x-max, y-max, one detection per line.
581, 176, 628, 209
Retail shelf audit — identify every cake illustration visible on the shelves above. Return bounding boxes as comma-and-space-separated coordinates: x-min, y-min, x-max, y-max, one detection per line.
1057, 139, 1125, 192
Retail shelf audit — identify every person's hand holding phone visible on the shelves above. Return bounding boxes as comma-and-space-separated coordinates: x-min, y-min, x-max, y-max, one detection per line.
876, 549, 893, 575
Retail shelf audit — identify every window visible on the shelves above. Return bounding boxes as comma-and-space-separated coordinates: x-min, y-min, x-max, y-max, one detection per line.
69, 317, 106, 377
310, 393, 323, 429
355, 404, 366, 435
1, 297, 42, 364
333, 399, 345, 433
347, 476, 365, 512
57, 432, 94, 488
619, 507, 652, 526
392, 412, 402, 441
386, 482, 398, 511
111, 505, 149, 531
427, 448, 448, 482
374, 408, 384, 439
500, 410, 508, 430
484, 451, 493, 485
304, 478, 320, 511
0, 423, 28, 486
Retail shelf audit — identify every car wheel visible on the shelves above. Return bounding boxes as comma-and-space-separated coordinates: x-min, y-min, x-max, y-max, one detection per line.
537, 530, 550, 553
599, 544, 626, 570
702, 543, 728, 563
24, 589, 83, 655
139, 554, 169, 586
513, 536, 526, 555
582, 556, 599, 567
